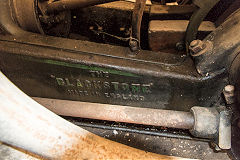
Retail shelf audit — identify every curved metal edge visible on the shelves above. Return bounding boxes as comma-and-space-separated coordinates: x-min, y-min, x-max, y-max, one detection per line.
12, 0, 45, 34
0, 0, 29, 36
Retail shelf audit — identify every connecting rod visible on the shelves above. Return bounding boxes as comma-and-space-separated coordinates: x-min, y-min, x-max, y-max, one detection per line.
34, 97, 195, 130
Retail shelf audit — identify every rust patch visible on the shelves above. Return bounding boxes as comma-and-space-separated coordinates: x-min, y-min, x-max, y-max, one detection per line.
54, 132, 185, 160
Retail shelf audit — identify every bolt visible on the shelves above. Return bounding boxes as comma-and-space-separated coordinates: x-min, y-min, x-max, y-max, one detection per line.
89, 26, 94, 30
189, 40, 206, 56
129, 40, 139, 52
224, 85, 235, 94
176, 42, 185, 51
120, 27, 125, 31
190, 40, 200, 48
223, 85, 235, 105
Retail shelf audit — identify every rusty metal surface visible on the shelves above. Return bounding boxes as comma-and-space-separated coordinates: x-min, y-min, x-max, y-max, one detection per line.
0, 124, 231, 160
70, 1, 139, 48
46, 0, 116, 14
0, 143, 40, 160
79, 124, 230, 160
65, 117, 207, 141
0, 33, 228, 111
0, 1, 236, 159
131, 0, 146, 41
0, 71, 189, 159
11, 0, 72, 37
190, 107, 219, 139
0, 0, 30, 35
11, 0, 44, 34
0, 3, 228, 111
33, 97, 194, 129
150, 4, 197, 16
193, 8, 240, 76
185, 0, 220, 47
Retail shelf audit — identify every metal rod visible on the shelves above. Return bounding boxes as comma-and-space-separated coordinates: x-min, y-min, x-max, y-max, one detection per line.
68, 118, 210, 142
46, 0, 116, 14
0, 71, 183, 159
129, 0, 147, 52
33, 97, 194, 130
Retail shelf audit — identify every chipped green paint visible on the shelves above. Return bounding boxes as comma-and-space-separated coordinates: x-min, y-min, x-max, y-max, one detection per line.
26, 57, 139, 78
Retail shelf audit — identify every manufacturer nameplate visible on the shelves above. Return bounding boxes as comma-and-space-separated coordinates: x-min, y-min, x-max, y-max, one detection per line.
52, 70, 153, 101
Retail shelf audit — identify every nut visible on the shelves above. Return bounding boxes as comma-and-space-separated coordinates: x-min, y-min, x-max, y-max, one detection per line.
224, 85, 235, 94
129, 40, 139, 52
189, 40, 207, 57
176, 41, 185, 51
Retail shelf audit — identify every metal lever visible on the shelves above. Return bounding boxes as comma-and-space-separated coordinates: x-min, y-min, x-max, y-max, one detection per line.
129, 0, 146, 53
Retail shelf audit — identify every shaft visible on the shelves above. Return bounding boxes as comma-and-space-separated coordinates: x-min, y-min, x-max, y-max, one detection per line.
34, 97, 195, 130
46, 0, 116, 14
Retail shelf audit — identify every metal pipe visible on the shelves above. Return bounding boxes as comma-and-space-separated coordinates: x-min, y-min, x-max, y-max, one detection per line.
46, 0, 116, 14
0, 71, 183, 159
185, 0, 220, 48
33, 97, 194, 130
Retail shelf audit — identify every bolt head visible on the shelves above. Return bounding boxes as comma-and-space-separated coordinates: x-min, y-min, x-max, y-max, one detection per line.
129, 40, 139, 52
129, 40, 138, 46
176, 42, 185, 51
224, 85, 235, 94
190, 40, 200, 47
120, 27, 125, 31
189, 40, 206, 56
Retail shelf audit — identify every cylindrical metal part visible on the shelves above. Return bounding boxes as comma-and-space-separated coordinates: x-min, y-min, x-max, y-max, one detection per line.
223, 85, 235, 105
129, 0, 147, 52
33, 97, 194, 130
12, 0, 44, 34
46, 0, 115, 14
0, 72, 179, 159
218, 110, 231, 149
131, 0, 146, 41
190, 107, 219, 138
